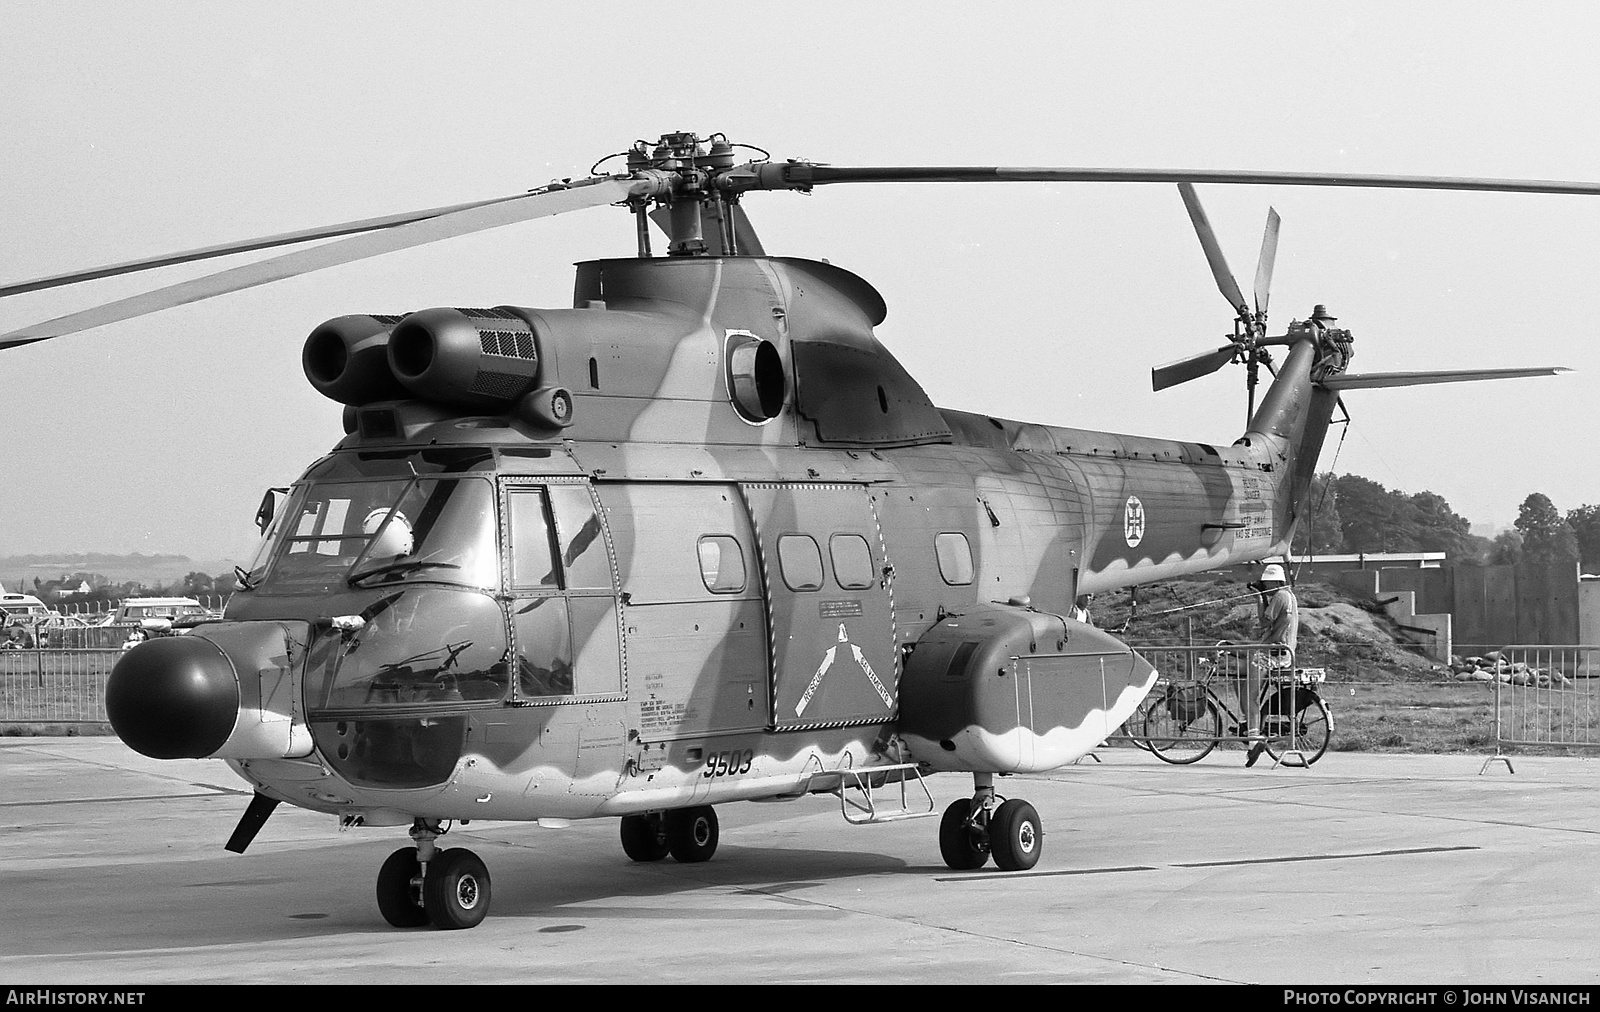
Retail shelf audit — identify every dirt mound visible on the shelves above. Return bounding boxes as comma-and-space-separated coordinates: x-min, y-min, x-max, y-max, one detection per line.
1093, 576, 1439, 682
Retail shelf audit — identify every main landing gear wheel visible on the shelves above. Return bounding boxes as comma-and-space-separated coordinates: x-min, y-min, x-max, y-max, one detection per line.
620, 812, 671, 862
423, 848, 491, 930
665, 806, 719, 863
376, 847, 429, 928
990, 799, 1043, 871
938, 799, 990, 870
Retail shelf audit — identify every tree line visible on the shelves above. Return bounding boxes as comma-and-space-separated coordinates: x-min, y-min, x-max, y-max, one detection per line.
1294, 474, 1597, 570
18, 570, 238, 607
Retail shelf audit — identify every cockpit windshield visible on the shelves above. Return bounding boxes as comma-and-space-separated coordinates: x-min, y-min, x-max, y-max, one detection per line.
246, 474, 498, 594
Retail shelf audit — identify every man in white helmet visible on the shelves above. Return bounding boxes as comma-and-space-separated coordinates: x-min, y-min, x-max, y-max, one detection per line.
1244, 561, 1298, 767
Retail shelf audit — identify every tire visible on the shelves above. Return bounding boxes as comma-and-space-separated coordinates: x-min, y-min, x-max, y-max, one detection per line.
989, 799, 1042, 871
1142, 687, 1221, 764
1263, 693, 1333, 766
620, 813, 670, 862
376, 846, 429, 928
937, 798, 989, 870
423, 848, 491, 930
665, 806, 719, 863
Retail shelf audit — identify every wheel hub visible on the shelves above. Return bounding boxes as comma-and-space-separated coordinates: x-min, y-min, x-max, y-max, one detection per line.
1017, 823, 1037, 854
455, 873, 481, 910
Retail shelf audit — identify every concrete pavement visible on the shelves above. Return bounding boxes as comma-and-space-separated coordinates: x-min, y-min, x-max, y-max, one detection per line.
2, 737, 1597, 985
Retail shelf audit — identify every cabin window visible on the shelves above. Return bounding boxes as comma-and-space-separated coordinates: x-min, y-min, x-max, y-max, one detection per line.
777, 534, 824, 592
698, 535, 747, 594
829, 534, 875, 590
934, 532, 974, 585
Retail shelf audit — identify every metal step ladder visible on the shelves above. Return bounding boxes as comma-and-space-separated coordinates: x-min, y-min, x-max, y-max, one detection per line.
793, 762, 937, 825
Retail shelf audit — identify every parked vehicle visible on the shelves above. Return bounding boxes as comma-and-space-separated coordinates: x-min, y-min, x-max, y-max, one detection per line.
0, 592, 57, 627
109, 597, 219, 633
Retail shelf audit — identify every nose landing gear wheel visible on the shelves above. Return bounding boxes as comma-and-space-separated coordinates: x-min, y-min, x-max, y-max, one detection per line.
938, 799, 990, 870
665, 806, 719, 863
424, 848, 491, 930
989, 799, 1042, 871
376, 847, 429, 928
620, 812, 671, 861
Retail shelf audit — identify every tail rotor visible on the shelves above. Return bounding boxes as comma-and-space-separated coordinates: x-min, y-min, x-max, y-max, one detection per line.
1153, 184, 1291, 426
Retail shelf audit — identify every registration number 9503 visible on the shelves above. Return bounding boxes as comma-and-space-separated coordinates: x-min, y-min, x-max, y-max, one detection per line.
701, 749, 755, 778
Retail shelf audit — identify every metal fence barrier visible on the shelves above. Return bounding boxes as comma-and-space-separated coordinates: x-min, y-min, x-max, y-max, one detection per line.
1479, 644, 1600, 773
1, 648, 122, 723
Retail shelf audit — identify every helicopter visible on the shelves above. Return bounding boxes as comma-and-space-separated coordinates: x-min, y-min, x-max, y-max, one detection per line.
0, 131, 1582, 929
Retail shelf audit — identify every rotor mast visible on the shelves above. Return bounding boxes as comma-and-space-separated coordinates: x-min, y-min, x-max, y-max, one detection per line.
626, 132, 746, 258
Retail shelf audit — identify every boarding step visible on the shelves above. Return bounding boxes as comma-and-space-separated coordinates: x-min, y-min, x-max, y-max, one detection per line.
796, 762, 937, 825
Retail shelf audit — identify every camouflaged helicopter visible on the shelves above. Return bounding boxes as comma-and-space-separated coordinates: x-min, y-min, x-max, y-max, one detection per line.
0, 132, 1582, 929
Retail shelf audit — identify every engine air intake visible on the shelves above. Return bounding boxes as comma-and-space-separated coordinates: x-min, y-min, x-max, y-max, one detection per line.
388, 307, 542, 410
302, 314, 407, 406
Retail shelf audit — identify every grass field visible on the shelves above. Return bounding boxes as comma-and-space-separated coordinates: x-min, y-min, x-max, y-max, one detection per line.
1331, 680, 1500, 753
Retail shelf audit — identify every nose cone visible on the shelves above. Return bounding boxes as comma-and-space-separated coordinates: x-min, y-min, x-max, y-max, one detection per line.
107, 636, 240, 759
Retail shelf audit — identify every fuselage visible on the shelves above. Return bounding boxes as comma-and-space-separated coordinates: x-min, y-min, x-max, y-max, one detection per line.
108, 253, 1343, 828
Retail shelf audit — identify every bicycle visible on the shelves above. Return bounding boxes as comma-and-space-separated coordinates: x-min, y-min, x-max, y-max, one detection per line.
1138, 647, 1333, 766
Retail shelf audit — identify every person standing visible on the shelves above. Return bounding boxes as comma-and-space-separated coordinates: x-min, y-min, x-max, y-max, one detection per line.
1070, 593, 1094, 625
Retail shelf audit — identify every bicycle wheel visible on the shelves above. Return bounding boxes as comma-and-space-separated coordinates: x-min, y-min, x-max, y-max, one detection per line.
1122, 716, 1154, 752
1141, 688, 1220, 764
1117, 697, 1156, 751
1262, 694, 1332, 765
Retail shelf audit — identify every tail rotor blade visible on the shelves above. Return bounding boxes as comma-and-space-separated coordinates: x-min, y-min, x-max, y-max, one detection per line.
1178, 183, 1247, 315
1253, 207, 1280, 317
1152, 344, 1237, 391
0, 177, 638, 349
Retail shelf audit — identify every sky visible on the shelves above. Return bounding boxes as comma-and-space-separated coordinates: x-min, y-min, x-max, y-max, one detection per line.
3, 2, 1599, 564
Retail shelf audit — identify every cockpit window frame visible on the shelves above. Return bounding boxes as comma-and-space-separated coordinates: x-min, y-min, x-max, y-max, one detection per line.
500, 476, 625, 707
246, 470, 500, 595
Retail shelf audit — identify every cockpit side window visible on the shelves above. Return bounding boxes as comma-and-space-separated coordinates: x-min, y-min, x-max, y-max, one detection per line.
504, 479, 622, 703
508, 489, 561, 589
547, 485, 611, 591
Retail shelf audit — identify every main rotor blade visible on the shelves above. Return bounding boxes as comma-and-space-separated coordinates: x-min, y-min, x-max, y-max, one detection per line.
1152, 344, 1236, 391
747, 163, 1600, 196
0, 177, 637, 349
1321, 367, 1571, 390
1178, 183, 1247, 315
0, 191, 547, 300
1254, 207, 1280, 317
